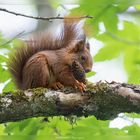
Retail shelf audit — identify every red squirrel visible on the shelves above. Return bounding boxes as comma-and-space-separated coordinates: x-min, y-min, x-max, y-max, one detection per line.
9, 19, 93, 91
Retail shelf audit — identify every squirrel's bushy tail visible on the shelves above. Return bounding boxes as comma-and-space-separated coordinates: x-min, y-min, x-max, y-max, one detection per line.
8, 19, 86, 89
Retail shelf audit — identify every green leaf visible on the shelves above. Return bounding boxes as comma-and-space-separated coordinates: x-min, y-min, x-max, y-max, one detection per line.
123, 124, 140, 135
95, 22, 140, 63
124, 46, 140, 84
2, 80, 16, 92
94, 44, 123, 61
125, 113, 140, 118
0, 54, 8, 62
0, 66, 11, 83
116, 0, 137, 12
117, 22, 140, 42
71, 0, 137, 36
0, 125, 5, 135
86, 71, 96, 77
102, 5, 118, 32
4, 118, 45, 135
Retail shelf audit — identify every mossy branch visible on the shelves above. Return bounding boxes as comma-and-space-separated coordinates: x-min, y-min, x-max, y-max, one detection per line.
0, 82, 140, 123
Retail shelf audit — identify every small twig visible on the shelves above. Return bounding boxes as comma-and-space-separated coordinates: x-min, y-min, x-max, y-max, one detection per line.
0, 31, 25, 47
0, 8, 93, 21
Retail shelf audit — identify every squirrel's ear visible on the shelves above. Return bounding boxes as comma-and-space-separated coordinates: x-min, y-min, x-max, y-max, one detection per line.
71, 40, 85, 53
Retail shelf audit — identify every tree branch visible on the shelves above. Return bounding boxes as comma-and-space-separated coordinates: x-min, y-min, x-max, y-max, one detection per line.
0, 31, 25, 47
0, 8, 93, 21
0, 82, 140, 124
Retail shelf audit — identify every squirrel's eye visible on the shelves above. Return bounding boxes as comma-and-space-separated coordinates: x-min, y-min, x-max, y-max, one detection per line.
80, 55, 86, 61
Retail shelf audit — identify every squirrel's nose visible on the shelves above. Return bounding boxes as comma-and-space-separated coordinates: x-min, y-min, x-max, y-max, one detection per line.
85, 68, 91, 73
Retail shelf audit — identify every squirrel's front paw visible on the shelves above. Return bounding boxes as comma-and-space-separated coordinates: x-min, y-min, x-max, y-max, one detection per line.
50, 82, 64, 90
74, 80, 86, 92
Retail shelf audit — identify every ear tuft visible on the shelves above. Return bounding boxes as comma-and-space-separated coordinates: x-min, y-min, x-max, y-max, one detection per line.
74, 40, 85, 52
86, 42, 90, 50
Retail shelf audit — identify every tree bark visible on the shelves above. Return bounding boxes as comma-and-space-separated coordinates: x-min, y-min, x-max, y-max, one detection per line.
0, 82, 140, 123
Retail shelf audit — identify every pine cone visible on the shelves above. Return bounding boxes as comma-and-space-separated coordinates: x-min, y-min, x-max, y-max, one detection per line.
71, 60, 86, 84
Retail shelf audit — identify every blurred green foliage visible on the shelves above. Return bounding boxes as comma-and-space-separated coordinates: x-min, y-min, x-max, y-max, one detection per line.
72, 0, 140, 84
0, 0, 140, 138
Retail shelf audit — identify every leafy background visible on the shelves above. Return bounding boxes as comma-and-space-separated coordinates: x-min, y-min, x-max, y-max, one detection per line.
0, 0, 140, 139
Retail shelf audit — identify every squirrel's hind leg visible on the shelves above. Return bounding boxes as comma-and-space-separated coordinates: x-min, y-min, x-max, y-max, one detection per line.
22, 53, 51, 89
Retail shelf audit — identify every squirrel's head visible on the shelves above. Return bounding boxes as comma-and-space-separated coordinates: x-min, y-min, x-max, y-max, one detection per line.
68, 40, 93, 73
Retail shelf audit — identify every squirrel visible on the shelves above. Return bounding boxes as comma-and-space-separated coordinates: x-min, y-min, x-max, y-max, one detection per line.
8, 19, 93, 92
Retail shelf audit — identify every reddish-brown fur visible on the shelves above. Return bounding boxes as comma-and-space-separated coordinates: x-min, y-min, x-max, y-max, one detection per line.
8, 20, 93, 91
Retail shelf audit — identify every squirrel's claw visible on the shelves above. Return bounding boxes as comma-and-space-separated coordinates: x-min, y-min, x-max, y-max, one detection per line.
50, 82, 64, 90
74, 80, 86, 92
56, 82, 64, 89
